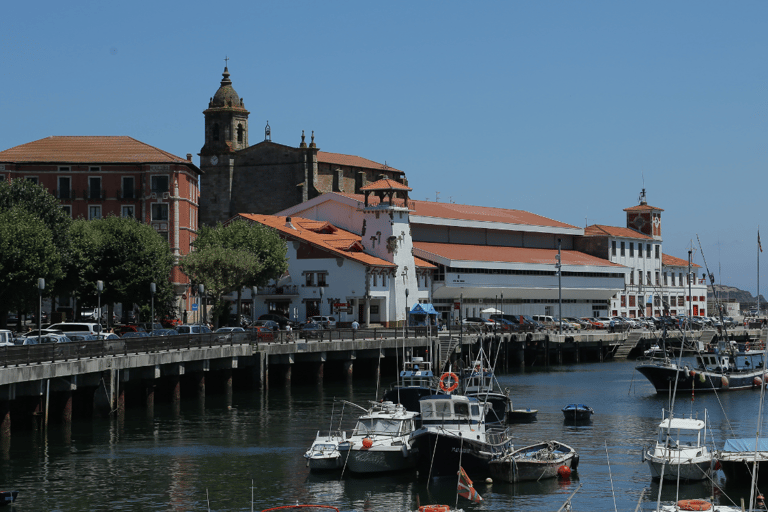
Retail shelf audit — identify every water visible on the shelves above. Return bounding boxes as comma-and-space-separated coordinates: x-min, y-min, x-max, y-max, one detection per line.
0, 360, 764, 511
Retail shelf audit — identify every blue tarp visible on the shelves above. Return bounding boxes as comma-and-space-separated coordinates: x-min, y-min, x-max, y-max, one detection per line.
410, 303, 438, 315
409, 303, 439, 327
722, 438, 768, 453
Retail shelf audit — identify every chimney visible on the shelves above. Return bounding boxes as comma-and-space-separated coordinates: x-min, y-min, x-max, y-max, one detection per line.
186, 153, 192, 161
285, 216, 296, 230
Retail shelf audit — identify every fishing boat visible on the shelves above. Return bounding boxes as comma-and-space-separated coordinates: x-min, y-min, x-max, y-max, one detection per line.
717, 438, 768, 486
489, 440, 579, 482
410, 393, 514, 478
636, 338, 766, 393
643, 409, 713, 482
0, 491, 17, 507
260, 506, 340, 512
337, 400, 420, 474
562, 404, 593, 421
382, 356, 442, 413
304, 430, 346, 471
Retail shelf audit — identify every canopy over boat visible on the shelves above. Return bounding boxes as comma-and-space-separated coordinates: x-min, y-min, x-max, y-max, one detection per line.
722, 438, 768, 453
658, 417, 705, 431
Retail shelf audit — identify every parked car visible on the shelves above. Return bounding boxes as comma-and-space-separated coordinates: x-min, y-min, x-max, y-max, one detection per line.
138, 322, 164, 332
118, 325, 146, 335
0, 330, 15, 346
493, 318, 519, 332
565, 317, 584, 330
176, 324, 212, 334
310, 315, 337, 329
150, 329, 179, 336
258, 313, 293, 329
215, 327, 245, 333
162, 317, 182, 329
122, 331, 151, 338
22, 333, 71, 344
300, 322, 324, 339
723, 316, 736, 328
253, 320, 279, 331
245, 325, 274, 341
45, 322, 101, 336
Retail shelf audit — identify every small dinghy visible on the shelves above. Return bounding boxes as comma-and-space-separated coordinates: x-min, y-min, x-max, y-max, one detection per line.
0, 491, 18, 507
562, 404, 594, 421
489, 440, 579, 482
304, 430, 346, 471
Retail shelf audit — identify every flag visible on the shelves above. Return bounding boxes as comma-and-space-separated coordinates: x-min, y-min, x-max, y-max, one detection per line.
457, 466, 483, 503
760, 231, 763, 253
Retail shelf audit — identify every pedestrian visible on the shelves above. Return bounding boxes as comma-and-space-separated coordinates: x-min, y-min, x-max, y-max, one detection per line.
351, 319, 359, 340
609, 319, 615, 333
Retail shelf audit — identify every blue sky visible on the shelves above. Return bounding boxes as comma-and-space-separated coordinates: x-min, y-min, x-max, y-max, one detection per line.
1, 1, 766, 293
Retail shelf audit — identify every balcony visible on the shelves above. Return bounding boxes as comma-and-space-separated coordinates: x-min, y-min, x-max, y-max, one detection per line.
257, 285, 299, 296
83, 188, 106, 200
57, 188, 72, 200
121, 188, 137, 200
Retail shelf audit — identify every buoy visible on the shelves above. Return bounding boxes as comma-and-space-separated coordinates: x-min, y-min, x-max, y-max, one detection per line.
362, 438, 373, 449
699, 373, 706, 383
485, 477, 493, 483
757, 495, 764, 506
557, 465, 571, 478
676, 499, 712, 511
690, 370, 696, 379
721, 376, 729, 389
755, 377, 763, 387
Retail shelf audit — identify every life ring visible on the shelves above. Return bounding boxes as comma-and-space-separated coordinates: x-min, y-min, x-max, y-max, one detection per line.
418, 506, 450, 512
676, 499, 712, 511
439, 372, 460, 393
747, 342, 751, 351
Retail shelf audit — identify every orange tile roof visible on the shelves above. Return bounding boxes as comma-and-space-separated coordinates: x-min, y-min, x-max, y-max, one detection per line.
663, 254, 701, 268
237, 214, 433, 269
624, 204, 664, 212
414, 242, 622, 268
583, 224, 653, 240
360, 178, 412, 192
335, 193, 578, 229
317, 151, 401, 173
0, 136, 193, 164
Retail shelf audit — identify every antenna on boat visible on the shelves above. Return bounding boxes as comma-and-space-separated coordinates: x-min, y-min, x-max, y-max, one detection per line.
748, 330, 768, 512
251, 479, 255, 512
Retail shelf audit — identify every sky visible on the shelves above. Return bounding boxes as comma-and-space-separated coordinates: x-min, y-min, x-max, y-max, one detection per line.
1, 1, 766, 293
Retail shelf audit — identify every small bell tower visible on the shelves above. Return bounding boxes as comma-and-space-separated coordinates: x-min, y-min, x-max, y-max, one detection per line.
624, 188, 664, 240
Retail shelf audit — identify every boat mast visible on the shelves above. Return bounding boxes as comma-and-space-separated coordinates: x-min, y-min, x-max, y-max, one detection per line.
748, 337, 768, 512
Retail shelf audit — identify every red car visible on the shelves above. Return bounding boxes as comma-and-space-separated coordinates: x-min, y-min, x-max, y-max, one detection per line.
162, 317, 182, 328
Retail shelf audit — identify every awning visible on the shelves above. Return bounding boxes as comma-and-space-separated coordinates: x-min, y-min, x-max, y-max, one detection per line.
410, 303, 438, 315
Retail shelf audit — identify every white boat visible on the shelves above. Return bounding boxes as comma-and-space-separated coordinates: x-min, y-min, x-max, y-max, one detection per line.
489, 440, 578, 482
304, 430, 346, 471
644, 409, 713, 482
338, 401, 420, 474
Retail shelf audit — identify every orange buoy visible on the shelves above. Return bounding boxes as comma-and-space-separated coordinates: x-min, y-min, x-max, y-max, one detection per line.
362, 438, 373, 449
557, 465, 571, 478
418, 506, 450, 512
755, 377, 763, 387
439, 372, 460, 393
690, 370, 696, 379
721, 376, 729, 389
676, 499, 712, 511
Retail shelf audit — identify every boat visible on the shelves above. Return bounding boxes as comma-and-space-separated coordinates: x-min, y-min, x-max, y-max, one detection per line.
382, 356, 442, 413
337, 400, 420, 474
0, 491, 17, 507
489, 440, 579, 482
410, 393, 514, 478
260, 506, 339, 512
643, 409, 713, 482
304, 430, 346, 471
561, 404, 594, 421
658, 500, 741, 511
636, 338, 766, 393
717, 438, 768, 487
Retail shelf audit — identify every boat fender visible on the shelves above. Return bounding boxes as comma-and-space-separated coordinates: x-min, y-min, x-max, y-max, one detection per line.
690, 370, 696, 379
685, 368, 690, 378
362, 438, 373, 449
572, 453, 579, 469
699, 373, 706, 383
485, 477, 492, 483
713, 459, 721, 471
401, 445, 409, 458
721, 376, 729, 389
676, 499, 712, 511
755, 377, 763, 387
557, 465, 571, 478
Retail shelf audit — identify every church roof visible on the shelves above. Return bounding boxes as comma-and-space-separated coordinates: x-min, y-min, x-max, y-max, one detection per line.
317, 151, 401, 173
208, 67, 246, 110
663, 254, 701, 268
624, 204, 664, 212
583, 224, 653, 240
360, 179, 412, 192
414, 242, 622, 268
0, 136, 195, 165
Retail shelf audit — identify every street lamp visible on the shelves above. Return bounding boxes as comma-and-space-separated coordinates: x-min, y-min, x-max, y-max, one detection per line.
96, 280, 104, 338
251, 286, 257, 326
37, 278, 45, 335
557, 239, 562, 335
405, 288, 409, 338
150, 282, 156, 330
199, 284, 205, 325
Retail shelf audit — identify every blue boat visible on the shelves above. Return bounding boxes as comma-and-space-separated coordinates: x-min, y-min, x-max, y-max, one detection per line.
562, 404, 594, 421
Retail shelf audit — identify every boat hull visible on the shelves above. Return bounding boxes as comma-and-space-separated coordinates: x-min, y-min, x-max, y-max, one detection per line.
412, 430, 512, 478
507, 409, 538, 423
646, 457, 712, 481
0, 491, 18, 507
636, 364, 764, 393
341, 445, 418, 474
489, 442, 576, 482
306, 455, 343, 471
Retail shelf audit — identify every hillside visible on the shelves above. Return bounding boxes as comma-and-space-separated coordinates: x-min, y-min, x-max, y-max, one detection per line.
707, 284, 765, 305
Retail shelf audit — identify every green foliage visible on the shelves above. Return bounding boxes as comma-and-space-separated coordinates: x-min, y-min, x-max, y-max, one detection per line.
179, 246, 262, 326
0, 207, 62, 318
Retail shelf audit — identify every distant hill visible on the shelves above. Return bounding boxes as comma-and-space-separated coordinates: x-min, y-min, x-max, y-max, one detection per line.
707, 285, 765, 305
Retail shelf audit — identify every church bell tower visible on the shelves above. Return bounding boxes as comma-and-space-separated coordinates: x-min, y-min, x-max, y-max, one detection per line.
199, 63, 250, 227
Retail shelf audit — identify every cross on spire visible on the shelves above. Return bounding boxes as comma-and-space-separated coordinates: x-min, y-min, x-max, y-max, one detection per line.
224, 56, 229, 67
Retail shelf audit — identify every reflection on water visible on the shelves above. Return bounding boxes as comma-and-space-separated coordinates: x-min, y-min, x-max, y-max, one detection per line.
0, 360, 766, 510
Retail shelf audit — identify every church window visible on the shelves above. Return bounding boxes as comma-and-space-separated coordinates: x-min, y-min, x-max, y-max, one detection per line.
151, 203, 168, 221
212, 123, 220, 142
237, 124, 244, 143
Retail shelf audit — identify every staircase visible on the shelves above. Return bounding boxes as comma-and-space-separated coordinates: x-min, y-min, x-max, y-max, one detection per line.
614, 331, 644, 359
437, 336, 468, 372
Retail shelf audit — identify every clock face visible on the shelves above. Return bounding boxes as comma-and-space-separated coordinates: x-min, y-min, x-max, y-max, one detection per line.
210, 155, 219, 165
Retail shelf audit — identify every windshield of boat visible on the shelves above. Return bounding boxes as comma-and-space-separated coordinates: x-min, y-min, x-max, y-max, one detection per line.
353, 418, 409, 436
657, 427, 702, 447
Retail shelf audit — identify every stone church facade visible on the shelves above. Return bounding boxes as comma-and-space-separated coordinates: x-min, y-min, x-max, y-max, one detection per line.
199, 67, 407, 226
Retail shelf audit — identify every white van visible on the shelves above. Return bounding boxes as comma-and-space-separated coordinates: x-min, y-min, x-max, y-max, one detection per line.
532, 315, 555, 327
45, 322, 101, 336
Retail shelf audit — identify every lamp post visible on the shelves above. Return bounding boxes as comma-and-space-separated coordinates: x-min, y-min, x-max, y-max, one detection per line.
251, 286, 257, 327
199, 284, 205, 325
96, 280, 104, 338
37, 278, 45, 335
405, 288, 409, 339
150, 282, 156, 331
557, 239, 562, 335
319, 285, 324, 317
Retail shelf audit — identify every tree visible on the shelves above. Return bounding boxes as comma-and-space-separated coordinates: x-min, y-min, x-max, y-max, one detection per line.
193, 219, 288, 320
179, 247, 262, 327
0, 207, 62, 328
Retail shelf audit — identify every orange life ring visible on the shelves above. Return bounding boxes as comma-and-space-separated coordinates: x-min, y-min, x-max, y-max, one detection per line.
418, 506, 450, 512
677, 499, 712, 511
439, 372, 459, 393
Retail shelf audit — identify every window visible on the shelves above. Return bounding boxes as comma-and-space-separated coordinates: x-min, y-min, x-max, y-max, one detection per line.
664, 273, 668, 285
151, 203, 168, 221
382, 273, 387, 287
158, 232, 169, 242
372, 274, 378, 286
679, 273, 683, 286
26, 176, 38, 185
88, 205, 101, 220
151, 175, 169, 194
212, 123, 220, 141
121, 205, 135, 218
88, 177, 101, 199
317, 273, 327, 287
629, 296, 636, 307
647, 271, 652, 285
655, 245, 660, 259
58, 176, 71, 199
629, 243, 634, 257
237, 124, 244, 143
646, 244, 651, 258
655, 271, 660, 285
620, 242, 625, 256
122, 177, 135, 199
611, 241, 616, 256
629, 271, 634, 285
306, 273, 315, 287
61, 205, 72, 217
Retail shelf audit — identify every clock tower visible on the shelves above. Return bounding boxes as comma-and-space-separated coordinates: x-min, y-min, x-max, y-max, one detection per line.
624, 188, 663, 240
199, 64, 250, 227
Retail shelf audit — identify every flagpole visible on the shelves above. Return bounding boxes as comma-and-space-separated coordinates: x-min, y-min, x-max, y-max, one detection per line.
759, 228, 761, 319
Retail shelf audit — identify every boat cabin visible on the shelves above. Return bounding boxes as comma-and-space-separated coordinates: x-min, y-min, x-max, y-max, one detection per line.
462, 363, 494, 394
399, 357, 434, 386
696, 349, 764, 373
419, 395, 484, 426
655, 410, 707, 455
351, 402, 417, 437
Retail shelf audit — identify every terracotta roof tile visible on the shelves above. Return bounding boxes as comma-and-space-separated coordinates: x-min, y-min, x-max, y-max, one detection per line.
663, 254, 701, 268
335, 193, 577, 229
583, 224, 654, 240
359, 178, 412, 192
0, 136, 193, 164
414, 242, 622, 268
317, 151, 401, 173
624, 204, 664, 212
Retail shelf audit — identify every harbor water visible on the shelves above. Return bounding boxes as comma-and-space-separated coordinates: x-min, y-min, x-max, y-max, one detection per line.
0, 359, 764, 511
